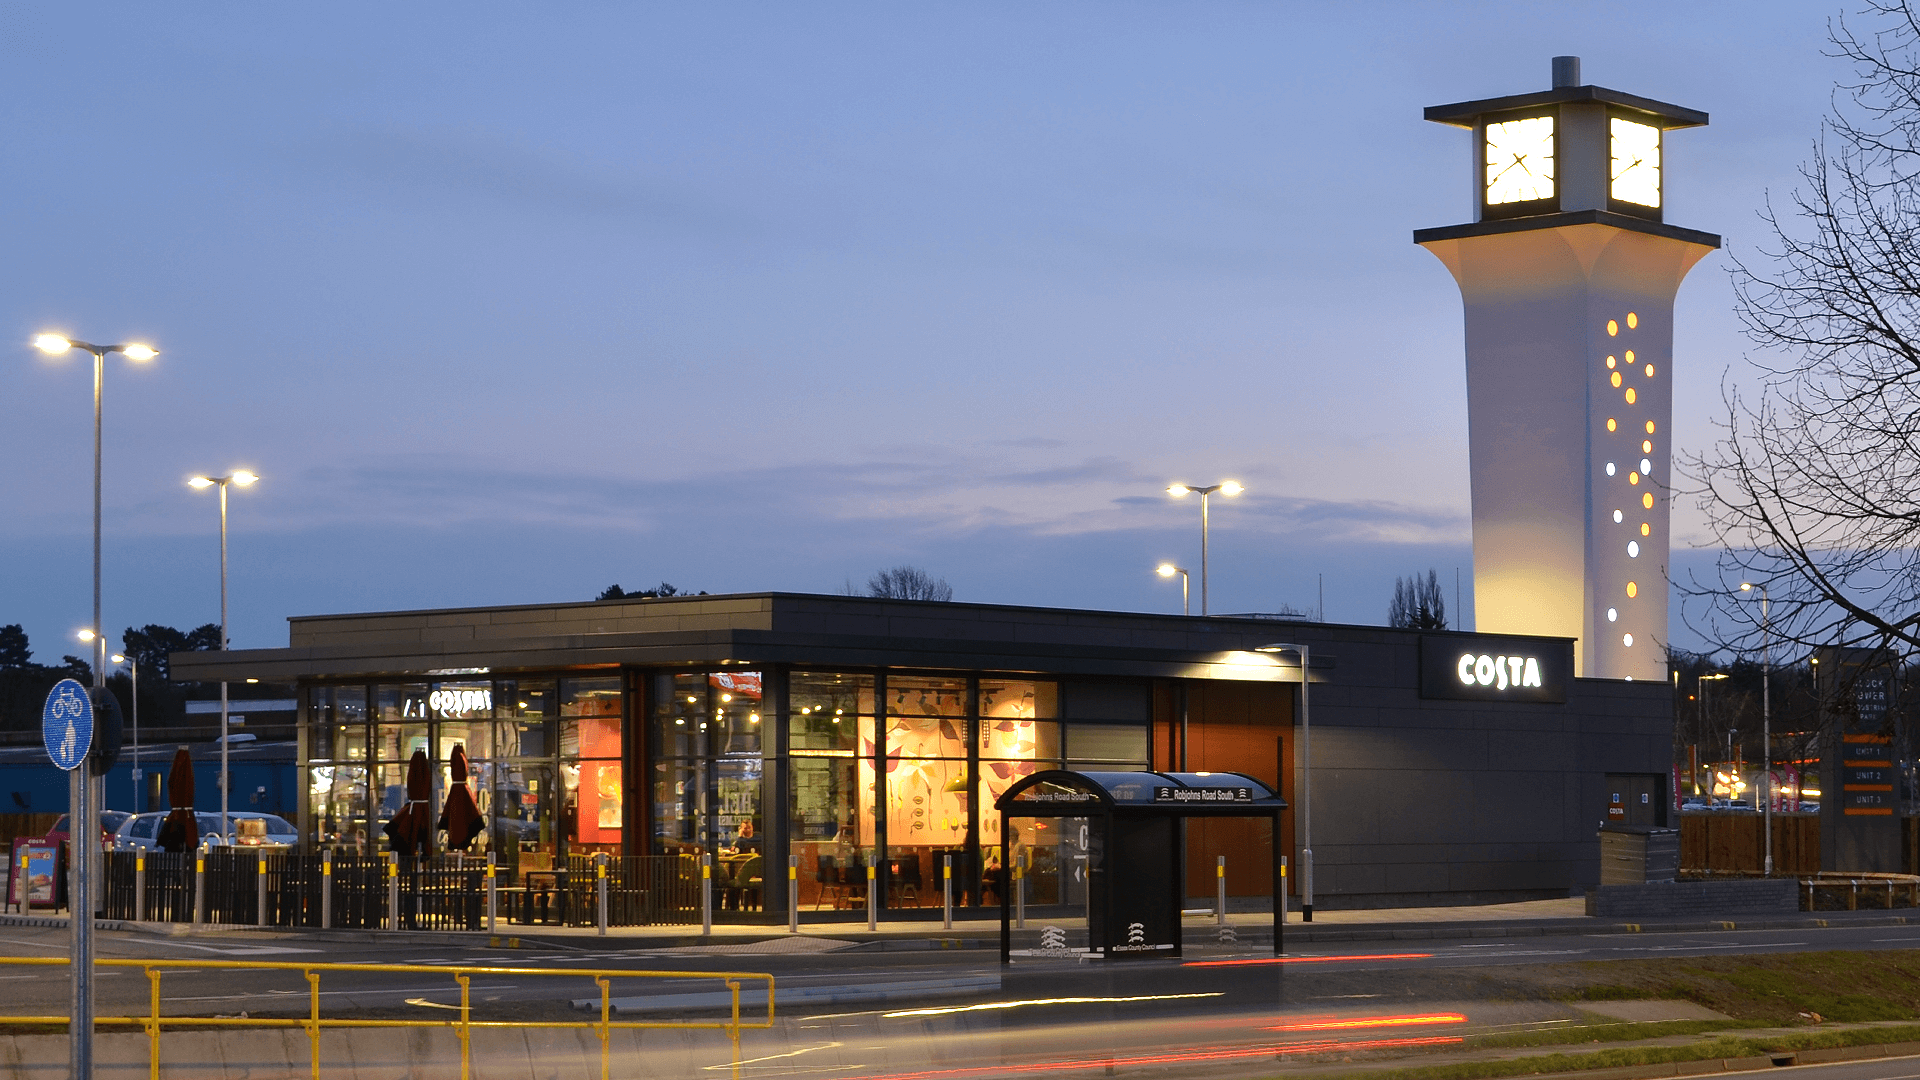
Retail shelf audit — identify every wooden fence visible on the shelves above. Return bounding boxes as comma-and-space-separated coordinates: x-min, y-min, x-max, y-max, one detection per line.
1679, 813, 1821, 875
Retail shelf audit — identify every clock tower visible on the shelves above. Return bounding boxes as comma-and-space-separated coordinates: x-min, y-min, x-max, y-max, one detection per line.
1417, 57, 1719, 680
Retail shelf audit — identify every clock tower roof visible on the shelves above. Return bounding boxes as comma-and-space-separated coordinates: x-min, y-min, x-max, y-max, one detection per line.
1425, 84, 1707, 131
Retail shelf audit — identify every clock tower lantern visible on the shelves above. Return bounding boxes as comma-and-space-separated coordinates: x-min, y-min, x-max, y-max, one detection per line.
1417, 57, 1719, 680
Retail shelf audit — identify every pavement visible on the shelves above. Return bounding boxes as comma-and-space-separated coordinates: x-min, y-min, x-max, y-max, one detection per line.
3, 893, 1914, 952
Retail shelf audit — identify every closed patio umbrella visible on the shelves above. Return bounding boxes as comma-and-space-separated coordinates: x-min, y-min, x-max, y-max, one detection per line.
383, 749, 434, 858
438, 743, 484, 852
155, 748, 197, 853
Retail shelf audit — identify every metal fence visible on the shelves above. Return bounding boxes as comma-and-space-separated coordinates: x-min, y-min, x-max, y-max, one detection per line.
0, 955, 774, 1080
101, 850, 701, 930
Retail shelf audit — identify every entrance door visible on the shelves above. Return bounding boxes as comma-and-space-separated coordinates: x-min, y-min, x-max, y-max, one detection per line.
1604, 774, 1658, 826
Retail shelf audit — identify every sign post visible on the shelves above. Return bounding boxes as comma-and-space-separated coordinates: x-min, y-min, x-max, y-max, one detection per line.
44, 678, 94, 1079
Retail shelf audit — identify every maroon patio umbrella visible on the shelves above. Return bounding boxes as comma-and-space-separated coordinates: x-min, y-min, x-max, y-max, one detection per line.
382, 749, 434, 858
155, 748, 197, 853
437, 743, 484, 852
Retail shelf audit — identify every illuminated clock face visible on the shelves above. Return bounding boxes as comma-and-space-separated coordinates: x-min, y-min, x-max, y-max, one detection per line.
1484, 116, 1555, 205
1610, 118, 1661, 207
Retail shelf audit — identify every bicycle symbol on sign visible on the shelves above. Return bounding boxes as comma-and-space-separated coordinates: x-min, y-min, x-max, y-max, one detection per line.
48, 686, 86, 719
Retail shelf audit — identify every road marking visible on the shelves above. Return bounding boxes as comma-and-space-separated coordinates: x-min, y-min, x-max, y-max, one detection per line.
132, 942, 323, 955
701, 1042, 842, 1071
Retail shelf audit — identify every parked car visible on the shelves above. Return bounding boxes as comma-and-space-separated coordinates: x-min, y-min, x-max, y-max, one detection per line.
112, 811, 297, 852
47, 811, 132, 854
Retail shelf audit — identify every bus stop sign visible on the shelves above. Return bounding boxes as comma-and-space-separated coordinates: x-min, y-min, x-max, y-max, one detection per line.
43, 679, 93, 772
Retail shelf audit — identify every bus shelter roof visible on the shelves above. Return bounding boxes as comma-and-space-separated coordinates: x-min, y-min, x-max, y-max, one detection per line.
996, 769, 1286, 817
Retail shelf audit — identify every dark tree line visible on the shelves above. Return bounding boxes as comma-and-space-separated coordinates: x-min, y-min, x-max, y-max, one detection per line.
0, 623, 221, 734
596, 582, 707, 601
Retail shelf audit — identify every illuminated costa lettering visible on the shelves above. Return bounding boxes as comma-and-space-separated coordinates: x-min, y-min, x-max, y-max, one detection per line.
428, 688, 493, 717
1455, 654, 1545, 692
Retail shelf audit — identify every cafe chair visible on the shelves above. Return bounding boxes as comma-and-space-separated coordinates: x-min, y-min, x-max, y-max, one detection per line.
736, 855, 764, 912
891, 856, 922, 907
813, 855, 844, 910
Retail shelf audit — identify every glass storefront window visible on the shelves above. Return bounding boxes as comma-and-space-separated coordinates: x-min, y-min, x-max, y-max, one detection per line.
1066, 723, 1149, 767
499, 719, 553, 759
789, 673, 873, 909
376, 683, 431, 723
376, 724, 430, 765
565, 758, 623, 853
980, 679, 1057, 720
319, 722, 369, 763
879, 677, 966, 908
483, 761, 556, 871
436, 721, 492, 762
561, 677, 621, 717
651, 672, 768, 878
651, 759, 701, 855
309, 763, 368, 851
499, 679, 556, 718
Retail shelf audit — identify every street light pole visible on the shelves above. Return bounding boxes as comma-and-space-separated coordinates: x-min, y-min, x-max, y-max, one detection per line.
1741, 582, 1773, 875
34, 333, 156, 1080
190, 471, 258, 841
1166, 481, 1241, 615
1698, 673, 1727, 799
1257, 641, 1311, 923
1156, 564, 1190, 617
113, 655, 138, 812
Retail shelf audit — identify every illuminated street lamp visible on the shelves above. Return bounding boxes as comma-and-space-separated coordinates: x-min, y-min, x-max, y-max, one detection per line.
32, 336, 157, 689
189, 470, 259, 837
1166, 481, 1241, 615
1156, 564, 1190, 617
1740, 582, 1773, 875
35, 332, 156, 1080
1256, 641, 1312, 922
1697, 672, 1727, 796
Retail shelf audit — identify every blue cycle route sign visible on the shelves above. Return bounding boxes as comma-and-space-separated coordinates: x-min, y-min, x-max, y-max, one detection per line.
43, 678, 93, 772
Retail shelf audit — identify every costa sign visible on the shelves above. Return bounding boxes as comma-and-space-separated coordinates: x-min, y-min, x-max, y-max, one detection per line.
1419, 635, 1569, 703
1456, 652, 1543, 691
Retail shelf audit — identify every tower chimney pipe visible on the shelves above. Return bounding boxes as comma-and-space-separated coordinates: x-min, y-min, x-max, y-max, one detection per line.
1552, 56, 1581, 88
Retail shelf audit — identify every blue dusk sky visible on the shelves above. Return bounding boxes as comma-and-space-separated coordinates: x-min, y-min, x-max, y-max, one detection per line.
0, 3, 1842, 661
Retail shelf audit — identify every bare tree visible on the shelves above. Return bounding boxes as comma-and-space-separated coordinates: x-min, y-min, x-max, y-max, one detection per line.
1387, 569, 1447, 630
1682, 2, 1920, 658
867, 565, 954, 602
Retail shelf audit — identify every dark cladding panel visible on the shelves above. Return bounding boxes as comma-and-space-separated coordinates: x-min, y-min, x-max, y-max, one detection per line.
1418, 635, 1571, 704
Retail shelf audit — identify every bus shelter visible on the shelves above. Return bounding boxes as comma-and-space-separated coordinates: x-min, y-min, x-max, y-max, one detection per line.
995, 769, 1287, 963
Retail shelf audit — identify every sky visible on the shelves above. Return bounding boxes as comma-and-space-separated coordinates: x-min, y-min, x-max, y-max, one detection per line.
0, 2, 1849, 662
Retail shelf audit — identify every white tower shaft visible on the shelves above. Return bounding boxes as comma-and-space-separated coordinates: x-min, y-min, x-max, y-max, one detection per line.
1421, 223, 1712, 679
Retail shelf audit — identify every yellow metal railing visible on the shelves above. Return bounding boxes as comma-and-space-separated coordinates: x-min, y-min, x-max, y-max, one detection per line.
0, 956, 774, 1080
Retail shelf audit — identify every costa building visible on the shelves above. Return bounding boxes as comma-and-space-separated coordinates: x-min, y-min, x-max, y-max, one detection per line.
173, 592, 1671, 916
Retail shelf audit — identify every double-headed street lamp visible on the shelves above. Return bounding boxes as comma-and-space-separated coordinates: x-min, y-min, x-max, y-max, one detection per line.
1740, 581, 1773, 876
1166, 481, 1241, 615
33, 336, 156, 689
1256, 641, 1312, 922
1156, 564, 1191, 617
35, 332, 156, 1080
190, 470, 258, 836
